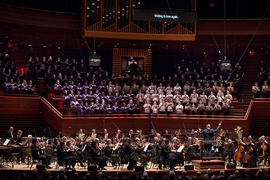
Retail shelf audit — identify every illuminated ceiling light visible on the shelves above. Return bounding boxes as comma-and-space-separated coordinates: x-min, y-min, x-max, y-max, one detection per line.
43, 45, 46, 48
133, 44, 135, 46
29, 44, 31, 47
91, 3, 95, 5
203, 52, 206, 55
87, 7, 90, 9
58, 47, 60, 49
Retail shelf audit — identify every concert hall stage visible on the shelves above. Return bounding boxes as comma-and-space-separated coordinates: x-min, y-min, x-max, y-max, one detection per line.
0, 162, 267, 179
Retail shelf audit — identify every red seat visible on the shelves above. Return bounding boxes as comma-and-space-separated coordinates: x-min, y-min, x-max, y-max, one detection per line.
58, 102, 63, 112
48, 93, 54, 101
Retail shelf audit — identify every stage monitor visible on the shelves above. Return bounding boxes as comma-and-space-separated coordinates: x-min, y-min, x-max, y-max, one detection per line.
133, 8, 197, 23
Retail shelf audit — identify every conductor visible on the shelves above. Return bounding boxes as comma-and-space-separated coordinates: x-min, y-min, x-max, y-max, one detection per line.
199, 122, 221, 158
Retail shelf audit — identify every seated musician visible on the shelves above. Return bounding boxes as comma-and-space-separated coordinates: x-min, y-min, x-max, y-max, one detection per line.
104, 139, 119, 168
186, 138, 201, 163
258, 135, 269, 166
123, 138, 138, 170
223, 138, 235, 163
56, 141, 69, 169
242, 136, 258, 168
209, 136, 223, 159
75, 137, 85, 167
139, 137, 153, 168
31, 138, 52, 169
90, 141, 107, 170
162, 139, 176, 170
65, 141, 78, 169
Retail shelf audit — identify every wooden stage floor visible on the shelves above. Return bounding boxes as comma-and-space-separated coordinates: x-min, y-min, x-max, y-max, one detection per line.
0, 160, 269, 179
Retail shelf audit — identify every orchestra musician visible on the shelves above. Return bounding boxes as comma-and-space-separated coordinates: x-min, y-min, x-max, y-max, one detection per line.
123, 138, 138, 170
139, 137, 153, 168
90, 141, 107, 170
56, 141, 69, 169
103, 129, 109, 141
6, 126, 14, 140
199, 122, 221, 158
76, 129, 85, 140
90, 129, 97, 140
242, 136, 258, 168
223, 138, 235, 163
257, 135, 269, 166
162, 139, 177, 170
65, 140, 79, 169
104, 139, 119, 168
173, 138, 184, 167
15, 130, 26, 163
31, 138, 52, 169
185, 137, 201, 163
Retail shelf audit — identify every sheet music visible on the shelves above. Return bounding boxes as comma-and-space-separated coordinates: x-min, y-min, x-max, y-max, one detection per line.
3, 139, 10, 146
113, 143, 119, 151
177, 145, 185, 153
143, 143, 150, 152
82, 144, 87, 152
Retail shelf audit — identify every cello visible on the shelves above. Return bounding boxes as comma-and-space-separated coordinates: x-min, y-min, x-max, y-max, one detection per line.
233, 140, 245, 162
242, 143, 254, 164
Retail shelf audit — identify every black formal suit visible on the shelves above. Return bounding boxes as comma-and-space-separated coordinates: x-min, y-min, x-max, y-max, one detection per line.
6, 131, 14, 140
124, 144, 138, 170
31, 143, 51, 168
199, 125, 220, 157
162, 144, 176, 170
56, 145, 68, 168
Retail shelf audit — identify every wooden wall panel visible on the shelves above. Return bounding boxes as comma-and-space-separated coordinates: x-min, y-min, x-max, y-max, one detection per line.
112, 48, 152, 76
252, 101, 270, 117
40, 98, 62, 133
0, 96, 40, 115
